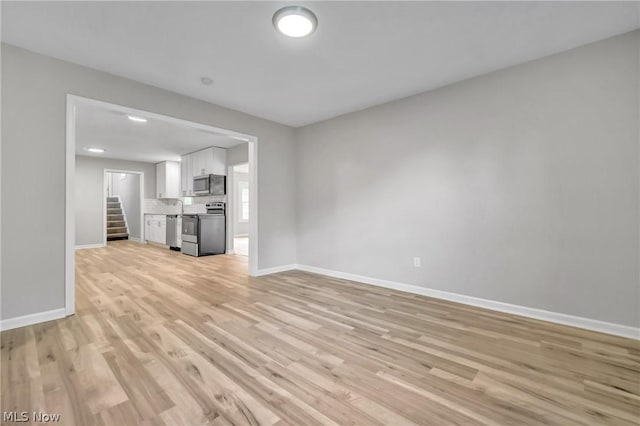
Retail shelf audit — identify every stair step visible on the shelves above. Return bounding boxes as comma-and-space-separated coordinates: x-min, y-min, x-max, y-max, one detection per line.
107, 233, 129, 241
107, 227, 127, 234
106, 197, 128, 239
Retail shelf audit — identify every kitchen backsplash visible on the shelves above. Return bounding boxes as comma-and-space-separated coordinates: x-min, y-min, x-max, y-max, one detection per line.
144, 196, 227, 215
144, 199, 181, 214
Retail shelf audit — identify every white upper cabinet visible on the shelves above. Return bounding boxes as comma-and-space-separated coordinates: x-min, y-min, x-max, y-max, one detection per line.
156, 161, 181, 199
180, 147, 227, 196
191, 147, 227, 177
210, 147, 227, 176
180, 155, 193, 196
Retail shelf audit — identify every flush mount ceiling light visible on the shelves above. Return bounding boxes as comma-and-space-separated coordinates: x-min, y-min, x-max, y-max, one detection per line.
127, 115, 147, 123
85, 147, 105, 153
273, 6, 317, 38
201, 77, 214, 86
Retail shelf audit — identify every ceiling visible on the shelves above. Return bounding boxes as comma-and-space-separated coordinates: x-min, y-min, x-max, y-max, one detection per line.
3, 2, 639, 127
75, 99, 243, 163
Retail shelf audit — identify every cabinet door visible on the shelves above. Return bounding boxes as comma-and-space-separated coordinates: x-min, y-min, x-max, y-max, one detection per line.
176, 218, 182, 248
145, 217, 151, 242
153, 216, 160, 243
180, 156, 189, 197
156, 163, 166, 198
201, 148, 215, 175
193, 149, 209, 176
211, 147, 227, 175
147, 217, 155, 243
158, 218, 167, 245
166, 162, 180, 198
191, 151, 201, 177
182, 155, 194, 196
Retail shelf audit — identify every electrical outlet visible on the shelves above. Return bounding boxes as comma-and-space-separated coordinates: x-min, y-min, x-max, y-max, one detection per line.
413, 257, 421, 267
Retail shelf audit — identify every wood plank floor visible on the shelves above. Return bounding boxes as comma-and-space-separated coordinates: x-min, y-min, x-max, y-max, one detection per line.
2, 240, 639, 425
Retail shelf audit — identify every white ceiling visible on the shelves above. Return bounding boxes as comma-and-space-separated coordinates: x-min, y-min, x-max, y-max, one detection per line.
3, 2, 639, 127
75, 99, 242, 163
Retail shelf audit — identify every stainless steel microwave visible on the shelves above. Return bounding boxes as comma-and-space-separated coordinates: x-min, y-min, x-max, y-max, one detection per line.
193, 174, 226, 196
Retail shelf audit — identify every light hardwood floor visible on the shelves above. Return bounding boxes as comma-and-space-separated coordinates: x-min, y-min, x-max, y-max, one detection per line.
1, 240, 639, 425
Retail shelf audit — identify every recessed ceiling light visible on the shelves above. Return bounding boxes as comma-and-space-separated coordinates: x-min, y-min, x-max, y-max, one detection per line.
273, 6, 317, 38
86, 147, 105, 153
127, 115, 147, 123
201, 77, 214, 86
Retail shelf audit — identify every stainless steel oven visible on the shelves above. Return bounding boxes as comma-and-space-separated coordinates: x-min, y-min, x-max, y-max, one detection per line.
193, 174, 226, 196
181, 214, 199, 256
180, 203, 226, 257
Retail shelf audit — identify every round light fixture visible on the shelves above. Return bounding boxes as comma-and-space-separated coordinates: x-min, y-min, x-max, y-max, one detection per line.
86, 147, 105, 153
127, 115, 147, 123
273, 6, 317, 38
201, 77, 214, 86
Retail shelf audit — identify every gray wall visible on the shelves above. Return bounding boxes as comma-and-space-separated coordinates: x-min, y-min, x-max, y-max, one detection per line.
295, 31, 640, 327
1, 44, 297, 320
108, 171, 141, 241
76, 156, 155, 246
227, 142, 249, 166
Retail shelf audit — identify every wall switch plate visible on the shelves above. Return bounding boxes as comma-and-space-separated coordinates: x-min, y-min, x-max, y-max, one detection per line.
413, 257, 421, 267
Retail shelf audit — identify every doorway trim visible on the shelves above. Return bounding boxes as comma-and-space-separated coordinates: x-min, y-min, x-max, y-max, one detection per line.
226, 162, 250, 256
226, 165, 235, 254
65, 94, 259, 317
103, 169, 145, 247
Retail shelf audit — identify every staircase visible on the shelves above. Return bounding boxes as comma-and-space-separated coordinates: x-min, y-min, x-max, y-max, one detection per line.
106, 197, 129, 241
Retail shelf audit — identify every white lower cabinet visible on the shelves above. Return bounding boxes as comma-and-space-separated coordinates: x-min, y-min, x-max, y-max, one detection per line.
144, 215, 167, 245
177, 217, 182, 248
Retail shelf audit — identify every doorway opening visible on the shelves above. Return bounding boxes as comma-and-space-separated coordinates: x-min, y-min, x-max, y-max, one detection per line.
229, 163, 250, 256
65, 94, 259, 316
104, 170, 144, 245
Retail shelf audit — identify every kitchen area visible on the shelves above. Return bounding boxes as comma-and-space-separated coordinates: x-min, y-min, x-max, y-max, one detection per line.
144, 145, 241, 257
73, 97, 250, 261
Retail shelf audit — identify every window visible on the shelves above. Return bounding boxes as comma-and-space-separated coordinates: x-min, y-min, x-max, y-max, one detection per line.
239, 181, 249, 222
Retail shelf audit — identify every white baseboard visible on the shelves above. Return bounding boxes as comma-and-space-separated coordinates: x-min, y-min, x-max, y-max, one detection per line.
294, 264, 640, 340
0, 308, 67, 331
256, 264, 298, 277
75, 243, 105, 250
129, 237, 142, 243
